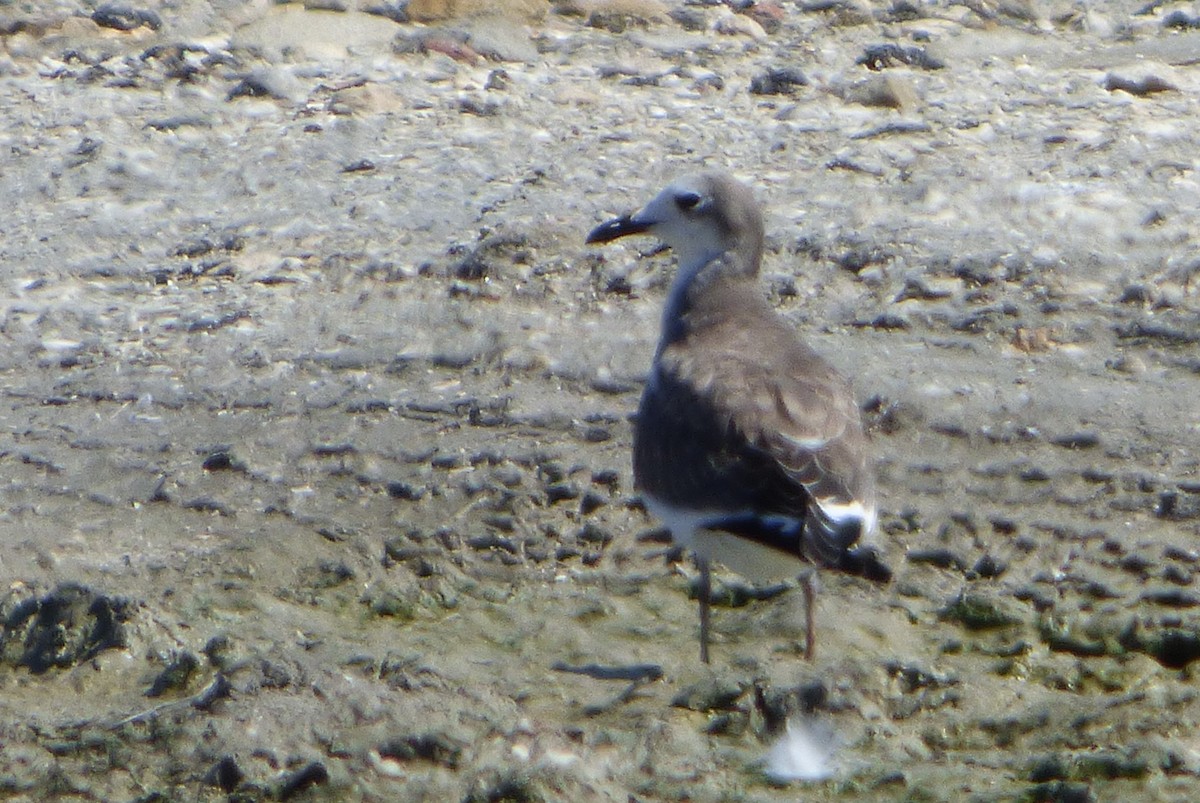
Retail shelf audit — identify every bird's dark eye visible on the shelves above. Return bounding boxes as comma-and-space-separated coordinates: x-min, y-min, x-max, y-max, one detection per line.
674, 192, 702, 211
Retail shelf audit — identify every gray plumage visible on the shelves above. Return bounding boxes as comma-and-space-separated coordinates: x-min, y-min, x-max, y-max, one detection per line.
587, 171, 889, 662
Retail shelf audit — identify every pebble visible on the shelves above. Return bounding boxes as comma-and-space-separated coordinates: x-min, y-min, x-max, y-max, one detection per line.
748, 66, 808, 96
363, 2, 410, 22
1049, 431, 1100, 450
544, 481, 581, 504
2, 585, 131, 674
712, 9, 766, 39
671, 676, 747, 712
579, 490, 607, 515
276, 762, 329, 800
1103, 64, 1179, 96
1163, 9, 1200, 29
939, 591, 1021, 630
145, 651, 200, 697
668, 7, 707, 31
205, 756, 244, 793
386, 481, 425, 501
971, 554, 1007, 579
907, 547, 967, 571
92, 4, 162, 31
857, 43, 944, 71
577, 521, 613, 546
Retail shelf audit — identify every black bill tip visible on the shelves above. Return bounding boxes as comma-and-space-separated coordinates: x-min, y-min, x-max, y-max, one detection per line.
585, 214, 651, 245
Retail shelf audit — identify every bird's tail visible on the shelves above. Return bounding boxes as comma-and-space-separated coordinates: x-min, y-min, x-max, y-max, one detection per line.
802, 507, 892, 583
704, 512, 892, 584
837, 545, 892, 584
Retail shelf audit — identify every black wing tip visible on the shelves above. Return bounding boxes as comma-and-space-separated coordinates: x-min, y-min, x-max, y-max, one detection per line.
839, 545, 893, 584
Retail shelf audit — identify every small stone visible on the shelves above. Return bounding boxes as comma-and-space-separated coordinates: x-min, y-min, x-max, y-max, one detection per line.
363, 2, 409, 22
1040, 619, 1107, 657
577, 522, 613, 546
545, 481, 581, 504
1028, 754, 1068, 782
482, 514, 515, 533
1013, 585, 1055, 612
745, 1, 785, 32
1165, 545, 1200, 564
840, 73, 919, 110
972, 554, 1007, 579
1104, 65, 1178, 96
908, 548, 967, 571
1107, 354, 1146, 374
940, 591, 1021, 630
1118, 283, 1158, 304
857, 43, 944, 71
308, 560, 355, 588
1141, 588, 1200, 608
386, 481, 425, 501
146, 651, 200, 697
1050, 432, 1100, 450
1163, 565, 1193, 586
202, 450, 244, 471
1163, 9, 1200, 29
864, 312, 910, 330
4, 585, 131, 673
668, 7, 707, 30
485, 69, 510, 91
377, 733, 463, 768
749, 67, 808, 96
227, 74, 289, 101
466, 533, 518, 554
580, 490, 607, 515
588, 10, 651, 33
576, 424, 612, 443
93, 4, 162, 31
367, 590, 417, 620
458, 96, 500, 116
205, 756, 244, 792
491, 464, 523, 488
1019, 466, 1051, 482
1023, 781, 1095, 803
713, 9, 767, 38
1138, 629, 1200, 669
591, 468, 621, 489
671, 676, 747, 711
277, 762, 329, 800
1119, 553, 1154, 575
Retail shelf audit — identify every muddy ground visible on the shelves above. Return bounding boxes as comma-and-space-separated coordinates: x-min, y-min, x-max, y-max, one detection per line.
2, 1, 1200, 800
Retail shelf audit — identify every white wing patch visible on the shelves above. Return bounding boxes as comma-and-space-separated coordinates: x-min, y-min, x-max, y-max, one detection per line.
778, 432, 829, 450
814, 499, 877, 536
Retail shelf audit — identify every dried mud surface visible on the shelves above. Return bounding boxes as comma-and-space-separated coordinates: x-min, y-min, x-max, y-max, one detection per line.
2, 1, 1200, 801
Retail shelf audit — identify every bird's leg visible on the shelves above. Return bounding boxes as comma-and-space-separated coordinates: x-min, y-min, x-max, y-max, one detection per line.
698, 556, 712, 664
801, 570, 817, 662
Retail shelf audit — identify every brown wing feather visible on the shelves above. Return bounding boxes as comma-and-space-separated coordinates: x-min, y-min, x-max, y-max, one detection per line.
667, 286, 869, 499
635, 277, 874, 563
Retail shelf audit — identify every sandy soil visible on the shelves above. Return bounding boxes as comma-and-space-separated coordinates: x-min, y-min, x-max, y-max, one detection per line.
2, 1, 1200, 800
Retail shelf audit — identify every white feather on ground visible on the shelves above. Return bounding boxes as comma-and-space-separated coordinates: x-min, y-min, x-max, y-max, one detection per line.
764, 719, 839, 783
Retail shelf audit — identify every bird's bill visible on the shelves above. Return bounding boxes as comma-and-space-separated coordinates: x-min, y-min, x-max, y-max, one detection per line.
585, 213, 652, 244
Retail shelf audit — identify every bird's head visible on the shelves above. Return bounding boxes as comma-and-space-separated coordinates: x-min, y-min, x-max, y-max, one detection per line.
586, 172, 764, 272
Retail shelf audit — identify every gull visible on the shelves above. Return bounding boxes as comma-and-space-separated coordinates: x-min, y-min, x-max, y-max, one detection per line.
586, 171, 890, 663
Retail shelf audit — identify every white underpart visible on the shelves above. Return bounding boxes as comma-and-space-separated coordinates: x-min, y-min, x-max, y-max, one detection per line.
645, 493, 877, 581
643, 497, 808, 583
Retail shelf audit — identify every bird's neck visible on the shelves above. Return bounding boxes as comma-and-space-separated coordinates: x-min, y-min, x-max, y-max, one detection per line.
657, 246, 761, 351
